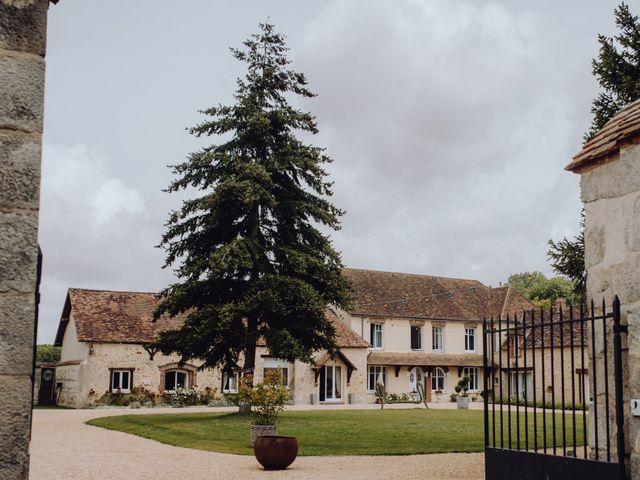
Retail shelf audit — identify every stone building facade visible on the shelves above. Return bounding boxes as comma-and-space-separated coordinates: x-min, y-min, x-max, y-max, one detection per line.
53, 288, 369, 408
0, 1, 53, 478
566, 99, 640, 476
53, 268, 530, 408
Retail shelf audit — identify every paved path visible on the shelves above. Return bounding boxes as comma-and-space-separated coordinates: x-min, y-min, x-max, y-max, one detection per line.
30, 406, 484, 480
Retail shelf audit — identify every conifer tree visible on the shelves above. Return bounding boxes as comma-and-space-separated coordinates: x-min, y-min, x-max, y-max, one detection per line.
585, 2, 640, 141
152, 23, 351, 380
549, 3, 640, 300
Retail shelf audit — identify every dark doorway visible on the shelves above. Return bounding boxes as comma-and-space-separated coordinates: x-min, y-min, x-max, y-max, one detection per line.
38, 367, 55, 405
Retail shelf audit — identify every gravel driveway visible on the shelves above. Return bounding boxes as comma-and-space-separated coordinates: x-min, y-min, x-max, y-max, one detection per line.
30, 406, 484, 480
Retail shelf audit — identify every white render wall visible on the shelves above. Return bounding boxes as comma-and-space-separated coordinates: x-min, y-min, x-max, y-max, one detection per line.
349, 315, 481, 355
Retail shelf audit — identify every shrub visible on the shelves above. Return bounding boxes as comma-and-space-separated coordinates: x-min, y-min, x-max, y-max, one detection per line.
130, 401, 142, 409
239, 370, 290, 425
454, 377, 470, 398
375, 382, 387, 410
96, 386, 159, 407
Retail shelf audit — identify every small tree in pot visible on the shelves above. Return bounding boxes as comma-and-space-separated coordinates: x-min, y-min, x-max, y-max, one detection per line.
241, 370, 290, 446
455, 376, 470, 410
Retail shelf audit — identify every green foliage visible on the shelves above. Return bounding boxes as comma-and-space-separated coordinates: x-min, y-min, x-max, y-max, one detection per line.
586, 2, 640, 141
547, 213, 586, 302
88, 410, 586, 456
96, 386, 158, 407
454, 377, 470, 398
95, 386, 216, 408
36, 344, 61, 364
239, 370, 289, 425
374, 382, 387, 409
507, 271, 579, 305
152, 22, 351, 374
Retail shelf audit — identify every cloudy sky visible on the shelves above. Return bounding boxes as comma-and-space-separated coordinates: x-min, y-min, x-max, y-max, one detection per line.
39, 0, 623, 342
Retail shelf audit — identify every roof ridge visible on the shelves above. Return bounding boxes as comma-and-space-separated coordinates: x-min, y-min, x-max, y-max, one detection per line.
343, 267, 487, 284
69, 287, 160, 295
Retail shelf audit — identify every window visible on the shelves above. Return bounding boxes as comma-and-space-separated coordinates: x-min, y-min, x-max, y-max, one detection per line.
431, 367, 445, 391
164, 370, 188, 391
222, 371, 239, 393
464, 328, 476, 352
411, 325, 422, 350
462, 367, 479, 390
263, 358, 289, 386
324, 365, 342, 400
512, 334, 520, 357
111, 369, 131, 393
368, 365, 386, 391
432, 326, 443, 351
370, 323, 383, 349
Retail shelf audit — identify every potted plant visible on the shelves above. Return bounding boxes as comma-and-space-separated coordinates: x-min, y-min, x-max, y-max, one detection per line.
455, 376, 470, 409
241, 371, 298, 470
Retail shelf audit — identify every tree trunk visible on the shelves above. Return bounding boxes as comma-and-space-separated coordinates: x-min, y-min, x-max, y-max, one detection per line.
239, 315, 258, 415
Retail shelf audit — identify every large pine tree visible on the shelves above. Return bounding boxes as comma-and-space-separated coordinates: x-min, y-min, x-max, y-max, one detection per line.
549, 3, 640, 299
152, 23, 351, 379
585, 2, 640, 141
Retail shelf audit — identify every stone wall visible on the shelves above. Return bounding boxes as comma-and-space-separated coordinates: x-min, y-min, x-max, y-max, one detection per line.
580, 141, 640, 472
0, 1, 50, 478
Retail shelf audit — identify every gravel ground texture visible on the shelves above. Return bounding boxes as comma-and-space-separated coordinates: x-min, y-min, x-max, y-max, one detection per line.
30, 404, 484, 480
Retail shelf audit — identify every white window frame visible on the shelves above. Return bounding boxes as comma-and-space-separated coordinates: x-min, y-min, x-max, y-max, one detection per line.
464, 328, 476, 352
111, 369, 131, 393
370, 323, 384, 349
462, 367, 479, 391
410, 325, 422, 351
164, 369, 188, 392
432, 326, 444, 352
263, 357, 290, 386
222, 371, 239, 394
324, 365, 342, 401
367, 365, 387, 392
431, 367, 445, 391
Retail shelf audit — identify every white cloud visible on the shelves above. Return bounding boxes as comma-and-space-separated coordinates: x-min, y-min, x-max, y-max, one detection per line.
38, 143, 175, 342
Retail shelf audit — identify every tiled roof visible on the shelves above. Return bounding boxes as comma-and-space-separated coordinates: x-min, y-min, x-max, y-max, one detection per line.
367, 351, 484, 367
522, 305, 587, 348
566, 99, 640, 173
343, 268, 531, 320
54, 289, 368, 348
54, 289, 185, 346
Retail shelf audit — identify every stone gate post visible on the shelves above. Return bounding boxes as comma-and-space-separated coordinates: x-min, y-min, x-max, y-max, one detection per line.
0, 1, 53, 478
566, 99, 640, 478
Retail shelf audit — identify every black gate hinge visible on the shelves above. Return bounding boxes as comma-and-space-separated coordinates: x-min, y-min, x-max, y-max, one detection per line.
614, 324, 628, 333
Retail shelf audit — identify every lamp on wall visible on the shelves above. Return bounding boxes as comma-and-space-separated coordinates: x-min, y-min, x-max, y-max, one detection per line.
88, 343, 95, 356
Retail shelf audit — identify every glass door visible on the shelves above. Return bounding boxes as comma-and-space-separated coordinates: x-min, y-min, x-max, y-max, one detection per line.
323, 365, 342, 401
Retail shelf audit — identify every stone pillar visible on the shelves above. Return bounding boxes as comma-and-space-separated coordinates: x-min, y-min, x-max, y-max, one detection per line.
566, 100, 640, 477
0, 1, 50, 478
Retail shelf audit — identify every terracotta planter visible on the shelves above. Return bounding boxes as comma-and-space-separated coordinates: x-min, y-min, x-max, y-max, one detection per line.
250, 424, 277, 447
254, 436, 298, 470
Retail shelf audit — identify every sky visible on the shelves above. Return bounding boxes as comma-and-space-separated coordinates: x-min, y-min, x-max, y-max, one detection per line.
38, 0, 624, 343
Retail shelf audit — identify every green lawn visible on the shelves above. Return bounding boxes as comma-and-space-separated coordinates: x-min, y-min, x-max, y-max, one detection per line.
87, 408, 586, 456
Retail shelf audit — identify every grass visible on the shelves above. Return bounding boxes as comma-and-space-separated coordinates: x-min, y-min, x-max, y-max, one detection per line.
87, 408, 586, 456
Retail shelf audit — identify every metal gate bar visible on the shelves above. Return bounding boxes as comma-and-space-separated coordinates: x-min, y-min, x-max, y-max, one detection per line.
483, 296, 626, 480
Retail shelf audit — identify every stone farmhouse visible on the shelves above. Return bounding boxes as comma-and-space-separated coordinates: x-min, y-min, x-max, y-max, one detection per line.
494, 309, 589, 406
52, 268, 532, 408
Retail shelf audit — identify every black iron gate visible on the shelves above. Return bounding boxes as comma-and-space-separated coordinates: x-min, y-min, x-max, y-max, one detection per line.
482, 296, 626, 480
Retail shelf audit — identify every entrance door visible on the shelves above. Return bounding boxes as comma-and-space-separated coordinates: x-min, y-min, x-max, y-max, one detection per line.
319, 365, 342, 402
38, 368, 55, 405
